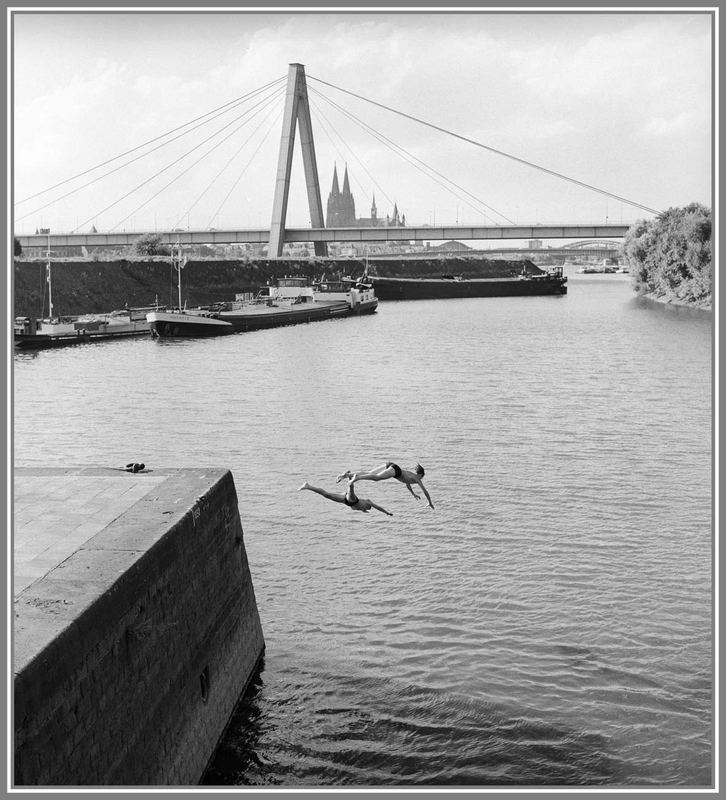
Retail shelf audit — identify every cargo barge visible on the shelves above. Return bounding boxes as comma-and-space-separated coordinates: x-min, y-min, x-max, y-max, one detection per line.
147, 277, 377, 338
370, 267, 566, 300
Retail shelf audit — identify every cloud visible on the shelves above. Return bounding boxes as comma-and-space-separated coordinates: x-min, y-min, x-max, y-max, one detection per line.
15, 59, 133, 192
514, 16, 710, 100
643, 110, 705, 137
12, 12, 713, 232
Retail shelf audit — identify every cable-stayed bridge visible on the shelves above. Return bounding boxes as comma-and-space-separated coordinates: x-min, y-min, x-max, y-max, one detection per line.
14, 64, 656, 256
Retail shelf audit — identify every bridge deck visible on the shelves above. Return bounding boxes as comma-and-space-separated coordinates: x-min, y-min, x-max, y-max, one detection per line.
16, 223, 630, 250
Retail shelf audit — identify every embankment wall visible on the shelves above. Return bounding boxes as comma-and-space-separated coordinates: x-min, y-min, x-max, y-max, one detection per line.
13, 255, 536, 317
14, 468, 265, 786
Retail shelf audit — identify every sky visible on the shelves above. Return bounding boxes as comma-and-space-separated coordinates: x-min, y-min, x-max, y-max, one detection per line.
11, 9, 713, 236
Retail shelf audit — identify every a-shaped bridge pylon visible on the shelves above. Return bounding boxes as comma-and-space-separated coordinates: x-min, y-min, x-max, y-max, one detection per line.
268, 63, 327, 258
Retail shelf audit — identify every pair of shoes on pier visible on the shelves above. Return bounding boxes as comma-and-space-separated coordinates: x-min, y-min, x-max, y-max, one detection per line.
124, 462, 145, 473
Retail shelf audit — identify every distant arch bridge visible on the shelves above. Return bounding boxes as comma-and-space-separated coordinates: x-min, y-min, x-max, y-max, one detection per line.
467, 237, 624, 261
565, 240, 621, 250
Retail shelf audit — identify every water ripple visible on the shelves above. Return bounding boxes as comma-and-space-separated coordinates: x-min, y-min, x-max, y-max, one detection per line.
14, 279, 712, 787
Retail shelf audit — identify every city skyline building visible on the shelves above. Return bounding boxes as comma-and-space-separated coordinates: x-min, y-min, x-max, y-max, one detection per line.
325, 164, 405, 229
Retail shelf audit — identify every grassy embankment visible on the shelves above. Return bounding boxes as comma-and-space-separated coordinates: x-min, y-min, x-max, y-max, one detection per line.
13, 254, 538, 318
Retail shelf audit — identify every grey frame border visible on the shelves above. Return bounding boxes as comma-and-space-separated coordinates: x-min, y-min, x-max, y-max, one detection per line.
3, 3, 718, 800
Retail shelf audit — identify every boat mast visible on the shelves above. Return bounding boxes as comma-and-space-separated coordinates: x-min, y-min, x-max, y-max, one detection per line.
173, 239, 186, 310
46, 230, 54, 319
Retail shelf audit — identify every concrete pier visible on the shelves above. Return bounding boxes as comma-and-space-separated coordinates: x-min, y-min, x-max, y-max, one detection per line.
13, 467, 265, 786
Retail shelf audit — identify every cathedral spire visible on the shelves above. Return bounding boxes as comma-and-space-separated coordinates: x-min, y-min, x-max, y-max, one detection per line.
331, 163, 340, 197
371, 193, 377, 220
342, 164, 351, 196
327, 162, 355, 227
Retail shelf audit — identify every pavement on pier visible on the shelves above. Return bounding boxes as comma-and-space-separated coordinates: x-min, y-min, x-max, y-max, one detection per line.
13, 467, 170, 595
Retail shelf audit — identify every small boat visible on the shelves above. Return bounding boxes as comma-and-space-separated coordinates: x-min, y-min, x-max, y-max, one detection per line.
313, 250, 378, 314
13, 248, 152, 349
313, 276, 378, 315
14, 308, 154, 349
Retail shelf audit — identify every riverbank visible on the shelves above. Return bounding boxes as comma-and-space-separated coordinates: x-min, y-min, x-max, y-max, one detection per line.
13, 254, 536, 318
640, 291, 712, 312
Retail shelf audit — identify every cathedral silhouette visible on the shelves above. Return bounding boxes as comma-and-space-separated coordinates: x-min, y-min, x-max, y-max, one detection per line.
325, 164, 405, 229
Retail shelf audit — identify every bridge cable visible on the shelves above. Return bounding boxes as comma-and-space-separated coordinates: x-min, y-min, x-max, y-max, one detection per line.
311, 94, 475, 224
313, 94, 499, 226
309, 98, 396, 209
308, 74, 661, 216
15, 81, 287, 226
172, 96, 283, 230
310, 85, 514, 225
310, 87, 508, 225
15, 76, 287, 206
207, 108, 284, 230
107, 87, 286, 233
310, 100, 375, 199
72, 86, 285, 233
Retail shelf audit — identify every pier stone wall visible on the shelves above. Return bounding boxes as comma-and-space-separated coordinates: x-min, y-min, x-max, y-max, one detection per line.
14, 468, 265, 786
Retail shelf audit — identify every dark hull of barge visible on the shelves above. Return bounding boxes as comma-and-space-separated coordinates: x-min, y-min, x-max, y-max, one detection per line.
14, 328, 150, 349
370, 274, 567, 300
147, 300, 362, 338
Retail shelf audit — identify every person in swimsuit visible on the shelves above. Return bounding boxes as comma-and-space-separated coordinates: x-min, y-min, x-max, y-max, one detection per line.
298, 479, 393, 517
336, 462, 435, 509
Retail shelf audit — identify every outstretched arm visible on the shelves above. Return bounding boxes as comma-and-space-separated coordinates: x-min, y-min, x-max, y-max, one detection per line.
406, 483, 421, 500
369, 501, 393, 517
418, 481, 435, 509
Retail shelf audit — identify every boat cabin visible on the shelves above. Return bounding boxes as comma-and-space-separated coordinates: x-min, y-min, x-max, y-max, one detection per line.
14, 317, 36, 335
264, 277, 315, 304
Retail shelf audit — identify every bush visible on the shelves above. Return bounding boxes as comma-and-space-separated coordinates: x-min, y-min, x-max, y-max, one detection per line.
129, 234, 171, 257
622, 204, 712, 306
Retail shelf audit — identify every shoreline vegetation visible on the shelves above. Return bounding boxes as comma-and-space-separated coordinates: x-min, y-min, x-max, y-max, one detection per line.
622, 203, 712, 311
640, 292, 712, 312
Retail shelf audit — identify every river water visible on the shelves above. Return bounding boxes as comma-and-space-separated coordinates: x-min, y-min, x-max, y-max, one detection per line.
12, 271, 713, 788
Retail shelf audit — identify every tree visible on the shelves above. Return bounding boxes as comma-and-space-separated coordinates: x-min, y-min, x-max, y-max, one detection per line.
622, 203, 712, 307
14, 237, 22, 257
129, 234, 170, 257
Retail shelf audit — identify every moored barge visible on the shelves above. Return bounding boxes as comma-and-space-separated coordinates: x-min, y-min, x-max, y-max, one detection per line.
147, 277, 377, 338
370, 267, 567, 300
313, 276, 378, 314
